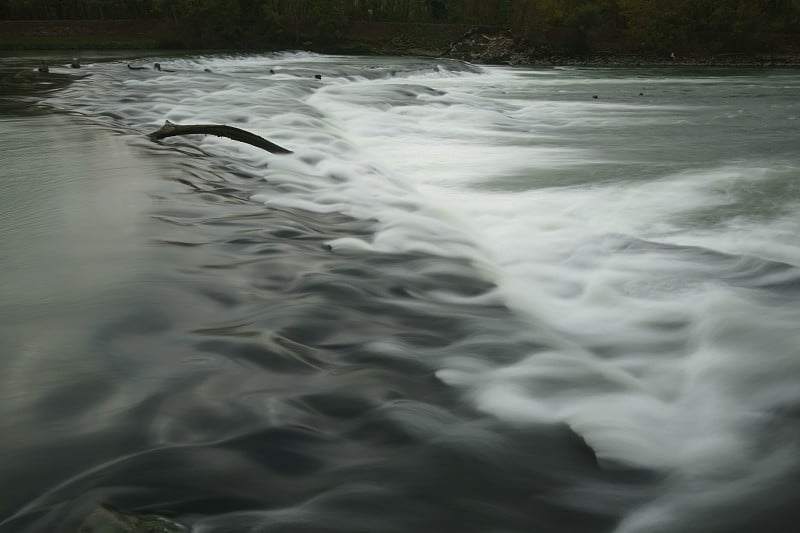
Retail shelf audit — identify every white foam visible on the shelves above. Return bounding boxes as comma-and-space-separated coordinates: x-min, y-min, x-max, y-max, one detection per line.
304, 63, 800, 530
47, 55, 800, 531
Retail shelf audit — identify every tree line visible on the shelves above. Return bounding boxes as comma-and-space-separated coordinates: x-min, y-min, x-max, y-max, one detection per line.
1, 1, 798, 53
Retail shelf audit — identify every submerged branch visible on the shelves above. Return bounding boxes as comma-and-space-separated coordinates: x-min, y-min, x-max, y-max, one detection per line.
147, 120, 292, 154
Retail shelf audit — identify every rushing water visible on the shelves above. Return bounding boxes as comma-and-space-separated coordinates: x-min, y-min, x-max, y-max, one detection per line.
1, 52, 799, 533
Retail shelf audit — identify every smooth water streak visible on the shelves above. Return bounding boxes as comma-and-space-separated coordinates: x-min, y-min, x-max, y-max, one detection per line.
2, 52, 798, 532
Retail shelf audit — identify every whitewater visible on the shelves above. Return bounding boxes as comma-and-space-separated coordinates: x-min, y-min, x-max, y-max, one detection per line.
0, 52, 798, 532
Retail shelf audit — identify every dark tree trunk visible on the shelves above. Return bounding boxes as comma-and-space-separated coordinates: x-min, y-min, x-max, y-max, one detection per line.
147, 121, 292, 154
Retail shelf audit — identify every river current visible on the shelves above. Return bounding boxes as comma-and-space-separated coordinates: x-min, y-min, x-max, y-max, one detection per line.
1, 52, 798, 533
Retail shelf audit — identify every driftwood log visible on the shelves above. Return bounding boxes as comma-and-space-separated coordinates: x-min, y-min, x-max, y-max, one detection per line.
147, 120, 292, 154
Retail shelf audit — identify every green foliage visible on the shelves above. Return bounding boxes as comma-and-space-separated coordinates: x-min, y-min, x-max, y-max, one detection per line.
311, 0, 347, 43
1, 0, 798, 52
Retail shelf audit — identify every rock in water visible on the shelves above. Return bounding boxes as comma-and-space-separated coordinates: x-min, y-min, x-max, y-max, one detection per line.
75, 504, 187, 533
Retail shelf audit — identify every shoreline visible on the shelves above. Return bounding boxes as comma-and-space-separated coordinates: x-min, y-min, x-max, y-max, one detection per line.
512, 54, 800, 68
1, 19, 798, 69
370, 46, 800, 68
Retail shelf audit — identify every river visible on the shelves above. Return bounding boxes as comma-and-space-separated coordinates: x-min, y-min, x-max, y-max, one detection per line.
1, 52, 798, 533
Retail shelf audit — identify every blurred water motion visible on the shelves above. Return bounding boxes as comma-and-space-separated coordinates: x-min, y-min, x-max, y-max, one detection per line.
0, 53, 798, 533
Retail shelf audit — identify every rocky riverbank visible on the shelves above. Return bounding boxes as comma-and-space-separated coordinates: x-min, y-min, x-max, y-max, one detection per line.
440, 26, 800, 67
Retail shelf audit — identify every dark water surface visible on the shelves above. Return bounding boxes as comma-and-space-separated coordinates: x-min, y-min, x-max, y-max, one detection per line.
1, 53, 798, 532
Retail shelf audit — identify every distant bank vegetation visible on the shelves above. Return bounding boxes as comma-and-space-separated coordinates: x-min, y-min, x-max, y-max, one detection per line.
1, 0, 798, 54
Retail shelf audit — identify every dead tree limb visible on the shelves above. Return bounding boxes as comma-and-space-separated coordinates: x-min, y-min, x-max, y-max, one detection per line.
147, 120, 292, 154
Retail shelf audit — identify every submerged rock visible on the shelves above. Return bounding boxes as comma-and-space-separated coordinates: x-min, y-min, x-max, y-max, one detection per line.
75, 505, 188, 533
